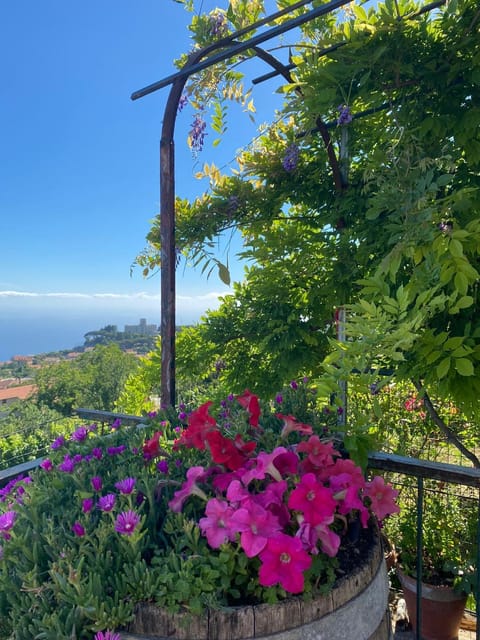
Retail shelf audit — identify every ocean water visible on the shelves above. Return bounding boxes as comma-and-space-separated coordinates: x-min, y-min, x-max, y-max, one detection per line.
0, 312, 162, 362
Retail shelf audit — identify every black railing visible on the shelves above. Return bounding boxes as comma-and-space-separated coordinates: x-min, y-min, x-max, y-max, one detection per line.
0, 410, 478, 639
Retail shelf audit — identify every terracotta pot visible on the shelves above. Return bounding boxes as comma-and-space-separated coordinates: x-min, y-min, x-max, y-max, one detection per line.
397, 569, 467, 640
124, 529, 391, 640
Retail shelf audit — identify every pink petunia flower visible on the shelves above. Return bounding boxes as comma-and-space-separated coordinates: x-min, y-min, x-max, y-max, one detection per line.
277, 414, 313, 438
198, 498, 236, 548
258, 533, 312, 593
241, 447, 288, 485
229, 501, 282, 557
114, 510, 141, 536
364, 476, 400, 521
288, 473, 336, 526
168, 466, 207, 512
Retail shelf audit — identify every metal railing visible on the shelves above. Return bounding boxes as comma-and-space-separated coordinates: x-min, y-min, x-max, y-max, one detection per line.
0, 410, 478, 639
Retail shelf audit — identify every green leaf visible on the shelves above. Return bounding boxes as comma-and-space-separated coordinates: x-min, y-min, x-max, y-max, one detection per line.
436, 357, 451, 379
455, 358, 474, 376
217, 262, 231, 286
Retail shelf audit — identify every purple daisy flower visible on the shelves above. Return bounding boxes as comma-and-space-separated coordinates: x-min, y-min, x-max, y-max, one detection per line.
98, 494, 116, 512
51, 435, 65, 450
114, 478, 136, 495
114, 510, 141, 536
82, 498, 94, 513
71, 522, 85, 537
91, 476, 103, 492
71, 426, 88, 442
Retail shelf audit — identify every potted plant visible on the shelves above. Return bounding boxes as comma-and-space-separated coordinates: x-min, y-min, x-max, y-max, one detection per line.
0, 383, 399, 640
387, 484, 477, 640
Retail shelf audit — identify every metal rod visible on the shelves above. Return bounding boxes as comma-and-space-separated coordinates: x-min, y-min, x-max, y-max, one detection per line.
131, 0, 352, 100
416, 476, 424, 639
476, 492, 480, 640
252, 41, 347, 85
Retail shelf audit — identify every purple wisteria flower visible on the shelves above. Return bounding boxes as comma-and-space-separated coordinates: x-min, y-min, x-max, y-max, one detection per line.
115, 478, 136, 495
98, 494, 116, 512
189, 113, 207, 155
282, 143, 299, 172
114, 510, 141, 536
71, 426, 88, 442
40, 459, 53, 471
337, 103, 353, 125
209, 11, 228, 38
107, 445, 126, 456
94, 631, 121, 640
71, 522, 85, 537
51, 435, 65, 450
82, 498, 94, 513
91, 476, 103, 492
178, 93, 188, 113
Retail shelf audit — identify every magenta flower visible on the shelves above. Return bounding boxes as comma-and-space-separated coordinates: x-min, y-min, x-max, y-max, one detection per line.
98, 494, 116, 512
58, 455, 75, 473
229, 501, 282, 557
168, 466, 207, 513
71, 426, 88, 442
114, 478, 136, 495
259, 533, 312, 593
241, 447, 288, 485
94, 632, 121, 640
82, 498, 94, 513
91, 476, 102, 492
157, 460, 169, 474
71, 521, 85, 537
198, 498, 236, 548
0, 511, 16, 533
288, 473, 336, 526
50, 435, 65, 450
107, 445, 126, 456
114, 510, 141, 536
91, 447, 103, 460
364, 476, 400, 521
40, 459, 53, 471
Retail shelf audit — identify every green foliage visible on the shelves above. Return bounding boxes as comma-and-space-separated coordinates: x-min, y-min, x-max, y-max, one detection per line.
0, 401, 71, 467
35, 344, 139, 415
136, 0, 480, 448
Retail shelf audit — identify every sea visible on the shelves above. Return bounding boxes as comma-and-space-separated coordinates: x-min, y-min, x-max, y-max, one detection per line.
0, 313, 162, 363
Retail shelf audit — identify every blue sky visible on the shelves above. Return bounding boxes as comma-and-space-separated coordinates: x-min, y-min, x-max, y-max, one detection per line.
0, 1, 287, 331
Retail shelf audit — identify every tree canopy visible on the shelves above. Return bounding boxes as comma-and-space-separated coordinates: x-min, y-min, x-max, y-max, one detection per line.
138, 0, 480, 428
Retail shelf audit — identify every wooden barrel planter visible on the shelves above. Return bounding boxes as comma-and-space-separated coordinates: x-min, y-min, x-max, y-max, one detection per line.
122, 528, 391, 640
